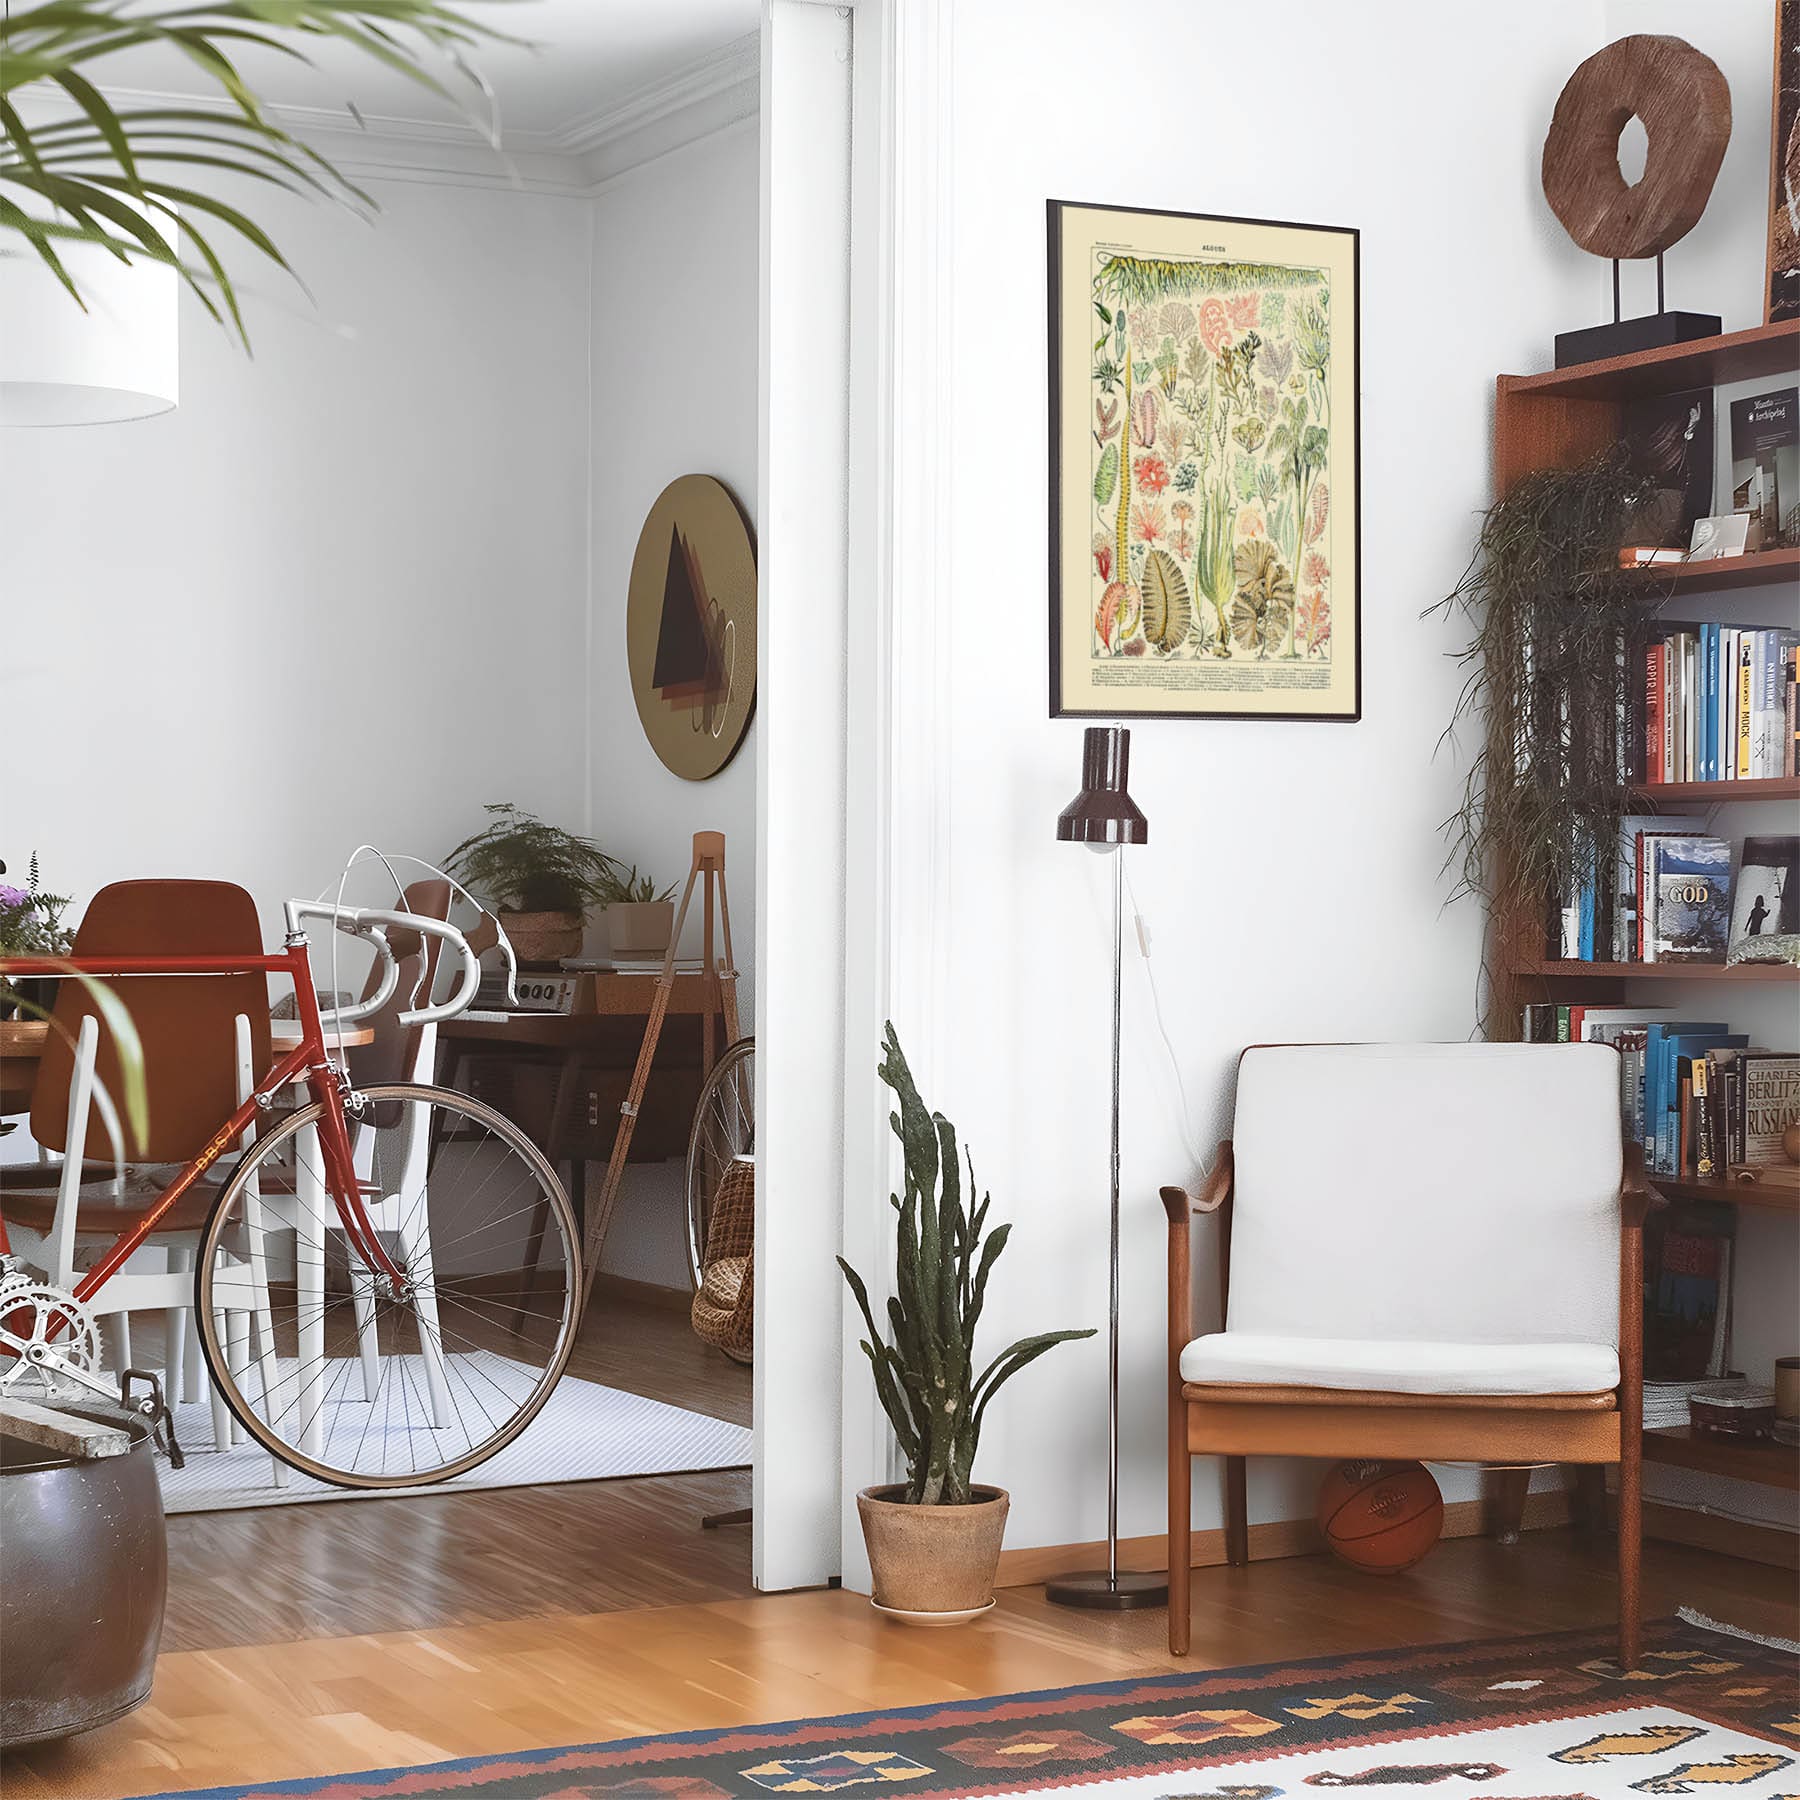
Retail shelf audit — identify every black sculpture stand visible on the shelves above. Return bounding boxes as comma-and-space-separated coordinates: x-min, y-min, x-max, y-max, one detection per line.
1553, 252, 1719, 367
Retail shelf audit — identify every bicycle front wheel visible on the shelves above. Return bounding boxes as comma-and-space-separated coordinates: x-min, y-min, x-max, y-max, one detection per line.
196, 1082, 581, 1488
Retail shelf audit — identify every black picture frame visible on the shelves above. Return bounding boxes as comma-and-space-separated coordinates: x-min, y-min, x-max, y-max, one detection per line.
1048, 198, 1362, 722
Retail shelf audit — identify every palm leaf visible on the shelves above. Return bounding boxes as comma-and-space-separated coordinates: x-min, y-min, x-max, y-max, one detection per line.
0, 0, 520, 344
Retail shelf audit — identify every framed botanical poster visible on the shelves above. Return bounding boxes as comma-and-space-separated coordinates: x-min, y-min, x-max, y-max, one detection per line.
1048, 200, 1360, 721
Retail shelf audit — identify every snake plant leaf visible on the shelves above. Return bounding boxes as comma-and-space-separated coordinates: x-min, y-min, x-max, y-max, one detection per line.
838, 1025, 1094, 1506
1093, 441, 1118, 508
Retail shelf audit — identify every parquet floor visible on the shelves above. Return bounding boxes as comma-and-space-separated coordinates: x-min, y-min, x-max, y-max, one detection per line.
8, 1534, 1795, 1799
5, 1299, 1797, 1799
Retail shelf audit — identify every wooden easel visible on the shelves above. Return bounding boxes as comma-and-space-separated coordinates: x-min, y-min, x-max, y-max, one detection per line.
580, 831, 740, 1312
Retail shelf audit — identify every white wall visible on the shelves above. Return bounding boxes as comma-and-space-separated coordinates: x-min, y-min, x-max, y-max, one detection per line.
886, 0, 1647, 1556
585, 119, 763, 1285
2, 178, 592, 918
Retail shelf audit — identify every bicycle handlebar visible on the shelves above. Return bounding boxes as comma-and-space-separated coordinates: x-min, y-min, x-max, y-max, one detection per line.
282, 900, 505, 1028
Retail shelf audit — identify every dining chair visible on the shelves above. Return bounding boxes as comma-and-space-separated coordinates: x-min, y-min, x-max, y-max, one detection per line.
1162, 1042, 1648, 1668
2, 879, 284, 1471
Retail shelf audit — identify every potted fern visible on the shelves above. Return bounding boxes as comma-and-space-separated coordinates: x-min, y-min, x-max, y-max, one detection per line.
838, 1025, 1094, 1623
445, 805, 618, 967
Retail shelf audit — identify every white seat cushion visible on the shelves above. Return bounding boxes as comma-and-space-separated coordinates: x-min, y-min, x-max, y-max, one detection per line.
1180, 1331, 1619, 1397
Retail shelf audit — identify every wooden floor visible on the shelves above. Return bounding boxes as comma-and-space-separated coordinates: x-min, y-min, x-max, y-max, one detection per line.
7, 1531, 1796, 1800
7, 1299, 1798, 1798
160, 1284, 755, 1651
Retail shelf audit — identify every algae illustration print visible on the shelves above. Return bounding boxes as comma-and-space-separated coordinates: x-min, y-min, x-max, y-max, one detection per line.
1050, 202, 1360, 720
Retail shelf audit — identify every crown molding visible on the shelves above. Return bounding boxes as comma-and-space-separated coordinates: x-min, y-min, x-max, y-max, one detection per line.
555, 31, 759, 158
15, 32, 761, 196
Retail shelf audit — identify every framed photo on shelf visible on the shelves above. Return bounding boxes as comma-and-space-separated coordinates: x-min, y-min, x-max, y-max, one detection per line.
1048, 199, 1360, 721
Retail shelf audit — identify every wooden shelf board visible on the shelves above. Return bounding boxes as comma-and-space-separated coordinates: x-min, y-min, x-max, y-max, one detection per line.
1625, 546, 1800, 596
1643, 1425, 1800, 1491
1648, 1174, 1800, 1215
1628, 776, 1800, 804
1511, 959, 1800, 983
1500, 320, 1800, 402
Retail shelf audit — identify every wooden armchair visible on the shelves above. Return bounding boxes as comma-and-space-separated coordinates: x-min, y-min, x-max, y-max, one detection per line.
1162, 1043, 1650, 1668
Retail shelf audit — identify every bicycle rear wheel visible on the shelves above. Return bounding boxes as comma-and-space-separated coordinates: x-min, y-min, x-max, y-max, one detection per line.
685, 1037, 755, 1290
195, 1082, 580, 1488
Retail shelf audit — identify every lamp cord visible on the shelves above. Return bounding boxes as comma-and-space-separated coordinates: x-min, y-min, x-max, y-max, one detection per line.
1120, 859, 1211, 1178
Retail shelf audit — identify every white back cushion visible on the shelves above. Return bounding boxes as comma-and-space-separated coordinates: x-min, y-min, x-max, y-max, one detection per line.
1227, 1044, 1622, 1348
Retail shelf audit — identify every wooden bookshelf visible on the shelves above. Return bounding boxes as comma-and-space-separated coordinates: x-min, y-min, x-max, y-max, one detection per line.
1495, 321, 1800, 490
1643, 1425, 1800, 1491
1626, 546, 1800, 596
1489, 324, 1800, 1561
1628, 775, 1800, 804
1512, 959, 1800, 983
1501, 319, 1800, 403
1648, 1174, 1800, 1215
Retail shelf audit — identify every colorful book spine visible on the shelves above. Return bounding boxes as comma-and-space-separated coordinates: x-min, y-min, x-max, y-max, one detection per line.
1737, 636, 1754, 778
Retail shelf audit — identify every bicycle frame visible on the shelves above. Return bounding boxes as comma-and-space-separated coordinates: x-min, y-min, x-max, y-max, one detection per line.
0, 937, 406, 1301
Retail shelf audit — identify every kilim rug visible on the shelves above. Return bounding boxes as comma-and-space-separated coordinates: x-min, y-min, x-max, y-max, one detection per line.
133, 1612, 1797, 1800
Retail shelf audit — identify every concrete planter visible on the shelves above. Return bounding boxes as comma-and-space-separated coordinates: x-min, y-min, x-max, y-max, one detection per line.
604, 900, 675, 959
856, 1484, 1008, 1623
0, 1406, 166, 1746
499, 909, 585, 968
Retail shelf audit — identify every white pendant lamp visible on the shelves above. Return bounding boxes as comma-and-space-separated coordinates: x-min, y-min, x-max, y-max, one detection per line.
0, 213, 178, 427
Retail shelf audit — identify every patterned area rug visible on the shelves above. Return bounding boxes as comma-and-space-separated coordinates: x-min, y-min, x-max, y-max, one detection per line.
133, 1614, 1797, 1800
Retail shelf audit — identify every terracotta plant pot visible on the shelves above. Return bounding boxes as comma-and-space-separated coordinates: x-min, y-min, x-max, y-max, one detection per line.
499, 909, 585, 969
605, 900, 675, 959
856, 1484, 1008, 1623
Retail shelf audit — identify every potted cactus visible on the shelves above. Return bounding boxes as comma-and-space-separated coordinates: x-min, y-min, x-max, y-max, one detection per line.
838, 1025, 1094, 1623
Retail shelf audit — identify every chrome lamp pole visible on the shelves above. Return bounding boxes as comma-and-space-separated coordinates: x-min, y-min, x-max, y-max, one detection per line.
1045, 725, 1166, 1611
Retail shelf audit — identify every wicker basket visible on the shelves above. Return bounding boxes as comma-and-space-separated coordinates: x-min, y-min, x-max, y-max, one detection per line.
690, 1156, 754, 1363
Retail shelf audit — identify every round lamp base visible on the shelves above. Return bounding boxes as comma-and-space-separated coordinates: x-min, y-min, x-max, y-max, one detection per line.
1043, 1568, 1169, 1610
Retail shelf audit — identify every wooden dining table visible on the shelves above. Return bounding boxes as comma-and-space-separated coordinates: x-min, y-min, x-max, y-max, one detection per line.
0, 1017, 374, 1117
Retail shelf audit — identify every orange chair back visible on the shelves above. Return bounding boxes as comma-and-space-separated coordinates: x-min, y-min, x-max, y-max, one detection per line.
31, 880, 273, 1163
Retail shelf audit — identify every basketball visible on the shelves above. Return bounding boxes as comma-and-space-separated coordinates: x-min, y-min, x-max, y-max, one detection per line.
1315, 1460, 1443, 1574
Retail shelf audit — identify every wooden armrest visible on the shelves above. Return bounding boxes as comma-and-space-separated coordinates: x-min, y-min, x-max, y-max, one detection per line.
1161, 1142, 1233, 1222
1620, 1140, 1662, 1229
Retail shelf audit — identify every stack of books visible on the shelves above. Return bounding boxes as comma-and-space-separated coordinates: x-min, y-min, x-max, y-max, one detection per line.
1521, 1004, 1800, 1183
1548, 829, 1797, 967
1638, 624, 1799, 784
1644, 1376, 1745, 1428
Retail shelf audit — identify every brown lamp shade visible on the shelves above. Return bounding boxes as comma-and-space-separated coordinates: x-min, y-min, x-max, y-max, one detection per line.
1055, 726, 1147, 847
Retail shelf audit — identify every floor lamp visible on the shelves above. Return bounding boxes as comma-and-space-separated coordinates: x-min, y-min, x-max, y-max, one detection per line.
1046, 725, 1166, 1611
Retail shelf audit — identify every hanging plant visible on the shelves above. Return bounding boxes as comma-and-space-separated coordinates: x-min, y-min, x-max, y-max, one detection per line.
1428, 447, 1666, 1026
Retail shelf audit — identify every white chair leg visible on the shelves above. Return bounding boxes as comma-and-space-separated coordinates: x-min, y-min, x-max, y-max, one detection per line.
224, 1311, 251, 1444
180, 1305, 205, 1404
347, 1244, 381, 1403
207, 1304, 234, 1453
103, 1311, 133, 1376
398, 1201, 451, 1429
297, 1122, 328, 1463
164, 1244, 190, 1405
228, 1012, 285, 1486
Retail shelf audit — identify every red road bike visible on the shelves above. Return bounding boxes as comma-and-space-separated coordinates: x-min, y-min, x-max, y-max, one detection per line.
0, 900, 581, 1488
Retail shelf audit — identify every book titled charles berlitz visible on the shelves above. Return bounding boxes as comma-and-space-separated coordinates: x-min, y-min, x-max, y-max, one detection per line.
1739, 1052, 1800, 1166
1646, 836, 1732, 963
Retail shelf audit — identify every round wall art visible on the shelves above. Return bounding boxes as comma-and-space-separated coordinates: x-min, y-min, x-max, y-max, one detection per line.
625, 474, 757, 782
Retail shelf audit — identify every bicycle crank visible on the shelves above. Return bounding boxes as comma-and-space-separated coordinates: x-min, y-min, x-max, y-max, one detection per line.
0, 1276, 113, 1405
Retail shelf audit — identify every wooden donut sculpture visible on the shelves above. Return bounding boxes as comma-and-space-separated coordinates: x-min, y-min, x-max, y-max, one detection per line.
1542, 34, 1731, 261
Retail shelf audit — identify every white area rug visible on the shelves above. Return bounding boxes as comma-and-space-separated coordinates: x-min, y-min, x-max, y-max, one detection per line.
155, 1366, 751, 1513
